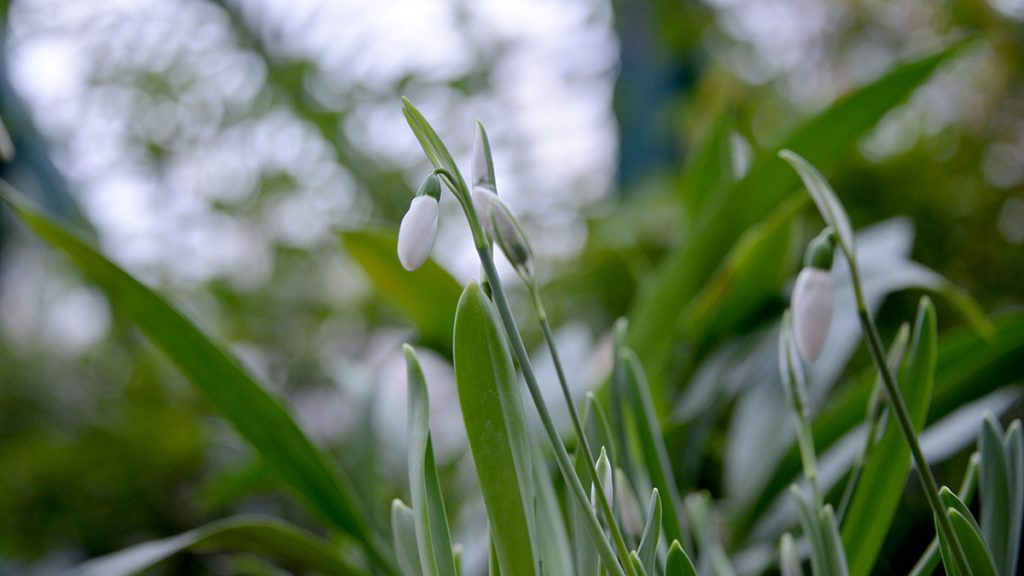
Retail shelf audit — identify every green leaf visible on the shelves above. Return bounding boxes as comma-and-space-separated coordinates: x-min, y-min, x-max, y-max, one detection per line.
792, 486, 827, 576
637, 489, 662, 575
779, 533, 803, 576
453, 281, 537, 576
665, 540, 697, 576
533, 448, 574, 576
629, 42, 972, 390
948, 507, 999, 576
979, 414, 1012, 576
679, 107, 735, 215
64, 516, 358, 576
1004, 421, 1023, 576
629, 551, 650, 576
686, 194, 806, 343
909, 455, 980, 576
623, 349, 686, 546
342, 229, 461, 355
741, 310, 1024, 545
405, 346, 457, 576
818, 506, 849, 576
571, 396, 615, 576
392, 500, 424, 576
779, 149, 856, 258
842, 297, 937, 576
0, 187, 390, 570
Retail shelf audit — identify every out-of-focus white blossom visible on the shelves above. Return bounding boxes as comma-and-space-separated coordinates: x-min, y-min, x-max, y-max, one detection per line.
791, 267, 832, 361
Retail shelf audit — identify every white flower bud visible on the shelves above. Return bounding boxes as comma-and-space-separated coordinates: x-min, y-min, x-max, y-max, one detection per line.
473, 187, 532, 270
397, 195, 439, 271
791, 267, 832, 361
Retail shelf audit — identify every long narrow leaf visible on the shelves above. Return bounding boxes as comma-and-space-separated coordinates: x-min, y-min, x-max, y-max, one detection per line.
405, 346, 457, 576
979, 414, 1012, 576
623, 350, 686, 546
842, 297, 937, 576
665, 540, 698, 576
65, 516, 358, 576
1004, 421, 1023, 576
629, 42, 971, 387
0, 186, 390, 570
637, 489, 662, 575
948, 508, 999, 576
392, 500, 425, 576
453, 281, 537, 576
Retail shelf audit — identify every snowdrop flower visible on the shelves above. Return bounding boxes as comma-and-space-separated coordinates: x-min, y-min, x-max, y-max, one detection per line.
791, 229, 835, 362
397, 175, 441, 271
473, 187, 533, 271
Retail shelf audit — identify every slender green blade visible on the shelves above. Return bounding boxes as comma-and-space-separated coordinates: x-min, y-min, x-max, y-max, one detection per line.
842, 297, 937, 576
571, 396, 614, 576
779, 533, 803, 576
665, 540, 697, 576
948, 508, 999, 576
453, 281, 537, 576
623, 350, 686, 546
343, 230, 461, 355
637, 489, 662, 575
1004, 421, 1023, 576
686, 194, 805, 343
64, 516, 358, 576
405, 346, 457, 576
0, 187, 387, 568
629, 42, 971, 387
534, 448, 574, 576
979, 414, 1012, 576
792, 486, 827, 576
818, 506, 849, 576
392, 500, 424, 576
629, 551, 649, 576
679, 107, 735, 215
401, 98, 469, 194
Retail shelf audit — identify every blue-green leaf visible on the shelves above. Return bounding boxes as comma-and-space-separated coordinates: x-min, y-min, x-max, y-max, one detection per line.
64, 516, 358, 576
948, 507, 999, 576
405, 346, 457, 576
637, 489, 662, 575
392, 499, 424, 576
453, 281, 537, 576
665, 540, 697, 576
979, 414, 1012, 576
842, 297, 937, 576
1004, 421, 1023, 576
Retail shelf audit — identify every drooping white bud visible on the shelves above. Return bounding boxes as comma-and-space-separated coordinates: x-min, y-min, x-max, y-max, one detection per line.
397, 195, 439, 271
473, 187, 533, 271
791, 267, 832, 361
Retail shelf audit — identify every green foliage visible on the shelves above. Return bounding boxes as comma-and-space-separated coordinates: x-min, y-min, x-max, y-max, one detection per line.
842, 298, 936, 576
65, 516, 358, 576
452, 282, 537, 576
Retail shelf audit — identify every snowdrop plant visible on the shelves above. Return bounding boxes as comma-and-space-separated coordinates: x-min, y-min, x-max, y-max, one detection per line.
2, 43, 1022, 576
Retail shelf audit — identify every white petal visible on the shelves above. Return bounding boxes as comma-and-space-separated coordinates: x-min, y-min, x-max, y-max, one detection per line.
472, 187, 499, 238
397, 196, 438, 270
791, 268, 833, 361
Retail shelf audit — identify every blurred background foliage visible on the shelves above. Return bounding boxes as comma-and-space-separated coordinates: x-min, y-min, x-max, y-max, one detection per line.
0, 0, 1022, 574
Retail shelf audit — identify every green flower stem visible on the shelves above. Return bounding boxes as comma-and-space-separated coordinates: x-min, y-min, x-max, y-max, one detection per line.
781, 329, 822, 510
847, 264, 971, 576
478, 250, 632, 576
836, 392, 884, 522
526, 279, 636, 566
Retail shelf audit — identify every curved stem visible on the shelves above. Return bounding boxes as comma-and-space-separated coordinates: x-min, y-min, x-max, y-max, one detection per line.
847, 265, 970, 576
527, 280, 636, 569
